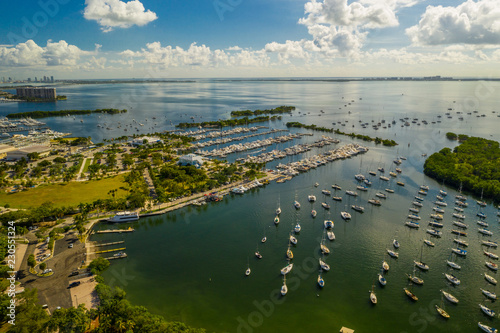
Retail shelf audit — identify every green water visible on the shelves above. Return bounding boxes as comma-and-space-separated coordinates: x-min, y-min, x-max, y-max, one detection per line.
90, 80, 500, 332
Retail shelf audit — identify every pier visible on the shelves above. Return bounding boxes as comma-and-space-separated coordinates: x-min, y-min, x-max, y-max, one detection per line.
105, 254, 128, 260
95, 228, 134, 234
89, 247, 126, 255
88, 241, 125, 247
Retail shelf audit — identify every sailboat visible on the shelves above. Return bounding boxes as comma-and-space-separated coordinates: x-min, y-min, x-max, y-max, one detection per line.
378, 273, 387, 286
320, 232, 330, 254
294, 222, 301, 233
281, 263, 293, 275
481, 288, 497, 300
407, 267, 424, 285
319, 258, 330, 271
274, 216, 280, 225
478, 322, 498, 333
404, 287, 418, 301
245, 259, 251, 276
480, 304, 496, 317
485, 273, 498, 285
276, 196, 281, 215
436, 293, 450, 319
441, 289, 459, 304
369, 284, 377, 304
286, 245, 293, 259
255, 251, 263, 259
289, 234, 298, 245
382, 260, 390, 272
318, 271, 325, 288
281, 275, 288, 296
340, 206, 351, 220
477, 189, 487, 207
446, 260, 461, 270
445, 273, 460, 285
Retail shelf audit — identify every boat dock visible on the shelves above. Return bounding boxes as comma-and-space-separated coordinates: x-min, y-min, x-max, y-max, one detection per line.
89, 247, 126, 255
105, 254, 128, 260
95, 228, 134, 234
88, 241, 125, 247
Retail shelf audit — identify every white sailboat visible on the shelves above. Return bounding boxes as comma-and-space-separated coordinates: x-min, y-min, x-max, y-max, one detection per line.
281, 275, 288, 295
319, 258, 330, 271
281, 263, 293, 275
369, 284, 377, 304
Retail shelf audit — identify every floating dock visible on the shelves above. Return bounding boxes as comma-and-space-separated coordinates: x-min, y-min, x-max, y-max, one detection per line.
89, 241, 125, 247
90, 247, 126, 255
105, 254, 128, 260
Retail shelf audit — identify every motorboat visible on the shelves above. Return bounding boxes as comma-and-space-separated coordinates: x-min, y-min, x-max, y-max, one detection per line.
446, 260, 461, 270
324, 220, 334, 229
452, 248, 467, 256
387, 249, 399, 258
485, 273, 498, 285
340, 211, 351, 220
327, 231, 335, 241
308, 195, 316, 202
481, 288, 497, 300
108, 211, 139, 223
424, 239, 435, 247
441, 290, 459, 304
445, 273, 460, 285
405, 221, 420, 229
378, 273, 387, 286
479, 304, 495, 317
281, 263, 293, 275
404, 288, 418, 301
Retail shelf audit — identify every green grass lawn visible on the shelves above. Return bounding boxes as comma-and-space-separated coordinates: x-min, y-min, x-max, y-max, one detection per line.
0, 174, 129, 209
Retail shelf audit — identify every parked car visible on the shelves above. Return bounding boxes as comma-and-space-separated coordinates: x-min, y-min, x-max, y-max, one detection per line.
68, 281, 81, 288
69, 271, 79, 277
68, 244, 73, 248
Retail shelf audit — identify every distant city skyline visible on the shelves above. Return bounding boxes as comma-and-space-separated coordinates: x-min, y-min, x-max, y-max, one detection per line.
0, 0, 499, 79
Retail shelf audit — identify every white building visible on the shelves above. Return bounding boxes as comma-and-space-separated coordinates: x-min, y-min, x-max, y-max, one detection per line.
129, 136, 164, 147
6, 145, 51, 160
178, 153, 205, 167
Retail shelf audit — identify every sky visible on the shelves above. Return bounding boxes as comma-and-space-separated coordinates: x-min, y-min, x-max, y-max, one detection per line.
0, 0, 499, 79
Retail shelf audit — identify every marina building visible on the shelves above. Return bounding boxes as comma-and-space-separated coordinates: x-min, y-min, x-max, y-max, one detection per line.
178, 153, 205, 167
6, 145, 51, 160
129, 136, 163, 147
16, 87, 56, 99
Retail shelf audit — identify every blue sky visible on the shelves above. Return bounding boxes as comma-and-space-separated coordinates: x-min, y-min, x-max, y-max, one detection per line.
1, 0, 499, 79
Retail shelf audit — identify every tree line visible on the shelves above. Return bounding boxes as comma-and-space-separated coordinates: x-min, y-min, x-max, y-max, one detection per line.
424, 135, 500, 200
285, 122, 398, 146
6, 109, 127, 119
230, 105, 295, 117
176, 115, 280, 128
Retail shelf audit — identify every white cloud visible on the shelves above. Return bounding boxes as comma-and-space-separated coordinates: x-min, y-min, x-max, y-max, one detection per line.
265, 40, 310, 64
0, 40, 93, 68
406, 0, 500, 46
299, 0, 422, 29
226, 46, 242, 51
84, 0, 157, 32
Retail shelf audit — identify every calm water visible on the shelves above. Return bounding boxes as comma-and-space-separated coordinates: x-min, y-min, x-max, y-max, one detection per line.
4, 80, 500, 332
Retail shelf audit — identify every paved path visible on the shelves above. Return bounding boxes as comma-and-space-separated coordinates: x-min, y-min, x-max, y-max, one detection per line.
76, 158, 87, 181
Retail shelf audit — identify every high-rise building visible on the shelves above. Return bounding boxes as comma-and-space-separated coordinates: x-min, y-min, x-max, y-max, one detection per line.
27, 78, 31, 82
34, 77, 38, 82
16, 87, 57, 99
50, 76, 54, 83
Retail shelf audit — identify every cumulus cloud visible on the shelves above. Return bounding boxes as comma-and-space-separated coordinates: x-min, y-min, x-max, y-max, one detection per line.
0, 40, 93, 67
299, 0, 421, 29
84, 0, 158, 32
120, 42, 270, 68
406, 0, 500, 46
265, 40, 310, 64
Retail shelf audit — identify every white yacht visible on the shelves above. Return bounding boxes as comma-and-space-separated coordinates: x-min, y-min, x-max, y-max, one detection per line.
108, 211, 139, 223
